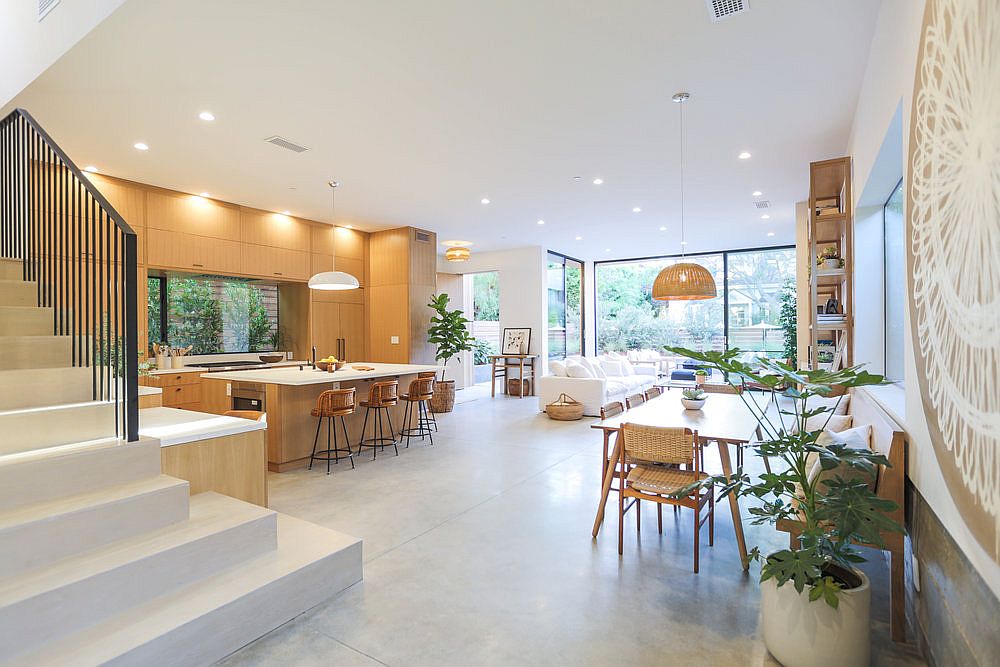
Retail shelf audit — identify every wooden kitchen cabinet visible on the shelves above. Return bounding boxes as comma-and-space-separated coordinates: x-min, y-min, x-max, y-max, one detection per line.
141, 371, 202, 411
147, 190, 241, 240
241, 209, 311, 252
310, 252, 334, 276
146, 228, 241, 274
241, 244, 310, 281
312, 301, 366, 362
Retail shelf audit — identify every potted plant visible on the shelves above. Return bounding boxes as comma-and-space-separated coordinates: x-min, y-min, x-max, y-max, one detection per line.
680, 388, 706, 410
666, 346, 898, 667
694, 368, 708, 385
817, 246, 843, 270
426, 293, 474, 413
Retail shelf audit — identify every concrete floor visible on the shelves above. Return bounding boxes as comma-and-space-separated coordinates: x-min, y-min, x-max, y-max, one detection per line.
219, 386, 926, 666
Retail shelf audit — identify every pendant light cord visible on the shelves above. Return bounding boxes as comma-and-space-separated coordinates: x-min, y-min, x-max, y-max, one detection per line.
679, 99, 686, 258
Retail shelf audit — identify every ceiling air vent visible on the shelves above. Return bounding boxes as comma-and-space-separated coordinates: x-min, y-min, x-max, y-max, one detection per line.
414, 231, 432, 243
38, 0, 60, 21
754, 200, 771, 209
705, 0, 749, 23
264, 136, 308, 153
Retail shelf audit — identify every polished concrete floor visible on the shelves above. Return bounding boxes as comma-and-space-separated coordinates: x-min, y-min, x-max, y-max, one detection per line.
219, 385, 926, 666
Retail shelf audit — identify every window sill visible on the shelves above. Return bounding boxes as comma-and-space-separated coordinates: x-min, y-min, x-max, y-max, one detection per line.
858, 383, 906, 427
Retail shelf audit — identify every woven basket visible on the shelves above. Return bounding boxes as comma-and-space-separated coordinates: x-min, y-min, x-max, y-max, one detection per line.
546, 393, 584, 421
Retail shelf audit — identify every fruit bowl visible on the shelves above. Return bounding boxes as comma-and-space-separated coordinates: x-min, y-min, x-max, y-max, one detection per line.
259, 354, 284, 364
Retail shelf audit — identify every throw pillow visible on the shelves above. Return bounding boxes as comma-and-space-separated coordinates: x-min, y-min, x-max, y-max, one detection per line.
549, 360, 567, 377
590, 362, 607, 379
620, 358, 636, 376
804, 413, 852, 433
806, 394, 851, 416
565, 362, 594, 379
808, 425, 877, 491
600, 359, 624, 377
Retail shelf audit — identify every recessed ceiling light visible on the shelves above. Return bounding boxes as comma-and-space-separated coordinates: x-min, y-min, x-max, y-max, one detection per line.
575, 236, 582, 241
681, 240, 688, 245
537, 219, 545, 225
345, 225, 354, 229
604, 248, 611, 252
573, 176, 582, 181
199, 111, 215, 121
752, 191, 762, 197
441, 239, 473, 247
761, 214, 770, 220
592, 178, 604, 185
281, 210, 291, 215
659, 226, 667, 231
84, 165, 99, 173
767, 232, 775, 237
133, 142, 149, 151
632, 207, 641, 213
738, 151, 752, 160
481, 198, 490, 204
199, 192, 210, 198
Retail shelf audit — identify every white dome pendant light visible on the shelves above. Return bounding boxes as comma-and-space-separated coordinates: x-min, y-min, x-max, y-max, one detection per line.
308, 181, 360, 291
652, 92, 718, 301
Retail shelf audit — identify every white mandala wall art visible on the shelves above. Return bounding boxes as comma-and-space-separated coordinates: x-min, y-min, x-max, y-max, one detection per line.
908, 0, 1000, 561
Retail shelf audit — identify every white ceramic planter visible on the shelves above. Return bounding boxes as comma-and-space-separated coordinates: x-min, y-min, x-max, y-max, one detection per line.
760, 566, 871, 667
680, 398, 705, 410
822, 258, 840, 269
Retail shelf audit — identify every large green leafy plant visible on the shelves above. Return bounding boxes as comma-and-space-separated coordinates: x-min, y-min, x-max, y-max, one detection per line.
666, 346, 901, 607
427, 293, 474, 382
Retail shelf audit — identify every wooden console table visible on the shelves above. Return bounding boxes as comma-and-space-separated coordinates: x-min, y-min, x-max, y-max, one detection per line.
489, 354, 538, 398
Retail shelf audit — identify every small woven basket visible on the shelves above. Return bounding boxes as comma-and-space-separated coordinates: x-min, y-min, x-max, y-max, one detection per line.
546, 393, 584, 421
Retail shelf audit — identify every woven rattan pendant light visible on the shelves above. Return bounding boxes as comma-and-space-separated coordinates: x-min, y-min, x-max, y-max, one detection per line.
652, 93, 717, 301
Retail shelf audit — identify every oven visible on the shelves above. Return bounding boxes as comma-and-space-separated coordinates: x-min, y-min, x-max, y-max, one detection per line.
231, 382, 266, 412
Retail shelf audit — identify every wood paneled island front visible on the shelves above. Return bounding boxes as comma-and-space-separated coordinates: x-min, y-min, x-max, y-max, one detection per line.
199, 363, 439, 471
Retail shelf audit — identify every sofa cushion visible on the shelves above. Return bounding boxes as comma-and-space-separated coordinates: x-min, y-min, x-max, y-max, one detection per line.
601, 359, 624, 376
805, 413, 852, 433
590, 362, 608, 379
807, 394, 851, 416
605, 380, 627, 396
808, 425, 877, 491
620, 358, 636, 376
549, 360, 567, 377
565, 362, 593, 379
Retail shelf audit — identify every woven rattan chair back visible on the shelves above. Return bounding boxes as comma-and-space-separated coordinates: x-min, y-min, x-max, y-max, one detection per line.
644, 386, 663, 400
699, 383, 743, 395
600, 401, 625, 420
621, 423, 697, 468
625, 393, 646, 409
314, 388, 356, 417
367, 380, 399, 407
406, 376, 434, 401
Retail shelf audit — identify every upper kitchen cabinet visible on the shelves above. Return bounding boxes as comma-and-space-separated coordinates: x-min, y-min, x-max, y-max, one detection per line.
241, 209, 311, 252
147, 190, 241, 241
89, 174, 145, 229
333, 226, 366, 260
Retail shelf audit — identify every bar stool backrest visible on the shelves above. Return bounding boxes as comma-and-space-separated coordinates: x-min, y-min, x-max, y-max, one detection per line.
315, 388, 356, 416
407, 376, 434, 401
368, 380, 399, 407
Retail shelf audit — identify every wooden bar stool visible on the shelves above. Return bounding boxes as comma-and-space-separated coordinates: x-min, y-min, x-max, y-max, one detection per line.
308, 388, 356, 474
417, 370, 438, 431
400, 376, 435, 448
357, 380, 400, 459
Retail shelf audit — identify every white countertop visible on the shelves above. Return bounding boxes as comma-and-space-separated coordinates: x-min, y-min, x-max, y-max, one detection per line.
200, 363, 440, 386
138, 407, 266, 447
148, 360, 302, 375
139, 385, 162, 396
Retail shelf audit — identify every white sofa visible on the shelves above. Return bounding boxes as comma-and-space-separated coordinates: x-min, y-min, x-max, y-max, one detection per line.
537, 355, 657, 417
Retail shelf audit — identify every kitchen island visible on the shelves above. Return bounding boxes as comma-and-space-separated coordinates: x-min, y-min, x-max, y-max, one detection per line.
199, 363, 439, 471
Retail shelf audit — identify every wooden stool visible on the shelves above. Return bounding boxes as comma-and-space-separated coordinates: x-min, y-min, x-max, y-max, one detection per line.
417, 370, 438, 431
358, 380, 399, 459
400, 376, 435, 448
309, 388, 356, 474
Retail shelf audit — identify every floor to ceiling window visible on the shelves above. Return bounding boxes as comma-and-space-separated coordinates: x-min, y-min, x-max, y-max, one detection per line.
883, 178, 905, 383
547, 252, 584, 359
595, 247, 793, 357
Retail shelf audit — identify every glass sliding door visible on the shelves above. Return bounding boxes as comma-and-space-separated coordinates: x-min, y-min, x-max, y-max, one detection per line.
725, 247, 797, 359
547, 252, 584, 359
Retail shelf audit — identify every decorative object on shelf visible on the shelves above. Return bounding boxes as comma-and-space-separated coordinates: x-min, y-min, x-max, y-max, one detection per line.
824, 297, 840, 315
666, 346, 895, 667
427, 293, 474, 413
817, 246, 843, 269
501, 327, 531, 355
307, 181, 360, 291
694, 369, 708, 386
908, 0, 1000, 565
545, 393, 584, 421
680, 387, 706, 410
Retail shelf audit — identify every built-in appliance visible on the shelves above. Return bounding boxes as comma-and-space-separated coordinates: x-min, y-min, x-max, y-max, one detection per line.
231, 382, 266, 412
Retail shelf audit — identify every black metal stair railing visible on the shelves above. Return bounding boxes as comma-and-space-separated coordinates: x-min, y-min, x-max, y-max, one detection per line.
0, 108, 138, 442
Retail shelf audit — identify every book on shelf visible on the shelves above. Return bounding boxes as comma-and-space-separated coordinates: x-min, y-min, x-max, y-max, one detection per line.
816, 207, 844, 217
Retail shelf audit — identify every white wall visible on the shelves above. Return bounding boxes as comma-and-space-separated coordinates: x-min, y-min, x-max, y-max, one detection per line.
0, 0, 126, 111
434, 272, 469, 388
583, 260, 597, 357
437, 246, 548, 372
847, 0, 1000, 597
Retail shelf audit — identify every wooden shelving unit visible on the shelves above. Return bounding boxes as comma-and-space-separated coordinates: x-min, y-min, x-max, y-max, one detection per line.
807, 156, 853, 370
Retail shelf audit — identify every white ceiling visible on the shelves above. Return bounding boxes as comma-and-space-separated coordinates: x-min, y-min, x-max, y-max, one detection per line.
8, 0, 881, 261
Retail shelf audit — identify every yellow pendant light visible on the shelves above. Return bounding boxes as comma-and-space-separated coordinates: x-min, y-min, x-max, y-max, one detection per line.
445, 246, 471, 262
652, 92, 717, 301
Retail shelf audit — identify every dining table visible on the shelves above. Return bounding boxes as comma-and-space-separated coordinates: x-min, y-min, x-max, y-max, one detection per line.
590, 391, 764, 570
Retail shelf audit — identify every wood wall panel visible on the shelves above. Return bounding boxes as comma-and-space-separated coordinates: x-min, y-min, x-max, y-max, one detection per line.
241, 209, 311, 251
333, 227, 366, 260
369, 229, 410, 287
368, 284, 409, 363
409, 228, 437, 286
90, 174, 145, 229
311, 225, 336, 256
160, 430, 268, 507
310, 253, 334, 276
147, 190, 241, 240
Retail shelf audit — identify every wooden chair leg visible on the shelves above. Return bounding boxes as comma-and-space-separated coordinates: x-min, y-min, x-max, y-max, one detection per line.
636, 499, 641, 532
657, 503, 663, 534
618, 492, 625, 556
708, 490, 715, 546
891, 550, 906, 642
693, 499, 700, 573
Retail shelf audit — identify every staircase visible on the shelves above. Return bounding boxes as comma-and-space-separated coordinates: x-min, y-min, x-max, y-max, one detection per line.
0, 112, 363, 665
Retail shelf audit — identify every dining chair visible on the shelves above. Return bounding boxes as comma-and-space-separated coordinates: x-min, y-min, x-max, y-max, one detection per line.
400, 376, 435, 448
417, 370, 438, 431
699, 383, 743, 394
644, 386, 663, 401
600, 401, 625, 420
358, 380, 400, 459
599, 400, 627, 486
625, 393, 646, 409
618, 423, 714, 572
308, 388, 356, 474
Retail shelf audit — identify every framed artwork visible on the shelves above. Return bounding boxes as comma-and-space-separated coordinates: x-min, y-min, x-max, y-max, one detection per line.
501, 328, 531, 355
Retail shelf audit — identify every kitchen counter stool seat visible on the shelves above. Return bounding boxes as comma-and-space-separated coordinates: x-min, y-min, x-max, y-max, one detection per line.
417, 370, 439, 431
358, 380, 400, 459
400, 376, 435, 448
309, 388, 357, 474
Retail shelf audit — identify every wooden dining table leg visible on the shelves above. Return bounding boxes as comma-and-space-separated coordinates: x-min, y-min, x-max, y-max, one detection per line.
491, 357, 497, 397
717, 439, 749, 570
593, 433, 622, 538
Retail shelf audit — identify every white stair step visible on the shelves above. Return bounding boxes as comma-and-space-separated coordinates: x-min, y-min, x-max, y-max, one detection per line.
0, 280, 37, 307
0, 401, 117, 455
0, 306, 53, 336
0, 493, 278, 662
0, 367, 93, 410
0, 335, 73, 369
0, 474, 189, 579
0, 437, 161, 511
0, 258, 22, 281
16, 513, 363, 667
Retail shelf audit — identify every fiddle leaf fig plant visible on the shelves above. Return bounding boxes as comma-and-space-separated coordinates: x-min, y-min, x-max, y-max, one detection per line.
666, 346, 900, 608
427, 293, 474, 382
